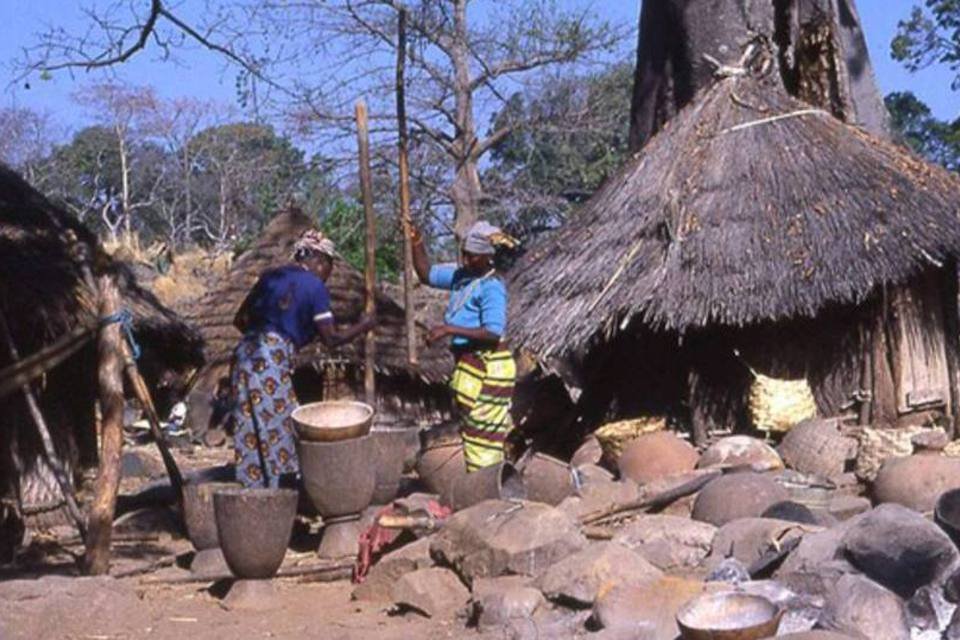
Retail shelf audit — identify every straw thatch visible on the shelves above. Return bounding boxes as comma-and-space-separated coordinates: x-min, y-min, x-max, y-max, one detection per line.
508, 70, 960, 363
0, 163, 203, 545
180, 208, 452, 385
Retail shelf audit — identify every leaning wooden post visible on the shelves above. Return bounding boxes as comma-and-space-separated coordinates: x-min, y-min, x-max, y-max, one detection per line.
0, 312, 87, 538
84, 275, 126, 575
356, 100, 377, 405
396, 8, 419, 367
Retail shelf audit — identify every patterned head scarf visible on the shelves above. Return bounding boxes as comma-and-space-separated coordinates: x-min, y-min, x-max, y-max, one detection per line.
292, 229, 337, 261
462, 220, 519, 256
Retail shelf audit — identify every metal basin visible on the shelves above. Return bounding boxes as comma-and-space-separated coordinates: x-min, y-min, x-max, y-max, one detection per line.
292, 401, 374, 442
677, 593, 781, 640
298, 435, 376, 518
371, 426, 414, 505
213, 487, 297, 579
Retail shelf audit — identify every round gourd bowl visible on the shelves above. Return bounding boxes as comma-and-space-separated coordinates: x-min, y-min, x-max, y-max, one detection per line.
677, 592, 781, 640
292, 401, 374, 442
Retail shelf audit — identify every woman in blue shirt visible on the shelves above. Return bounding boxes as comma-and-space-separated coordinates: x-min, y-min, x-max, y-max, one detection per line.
411, 220, 518, 472
231, 229, 375, 488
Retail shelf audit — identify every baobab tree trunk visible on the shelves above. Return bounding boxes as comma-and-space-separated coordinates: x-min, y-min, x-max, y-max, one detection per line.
629, 0, 890, 151
449, 0, 481, 240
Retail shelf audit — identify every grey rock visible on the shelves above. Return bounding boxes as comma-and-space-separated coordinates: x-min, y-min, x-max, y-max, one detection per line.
839, 503, 958, 598
706, 517, 814, 570
818, 573, 909, 640
592, 576, 720, 639
475, 585, 545, 631
536, 541, 662, 607
612, 514, 715, 571
706, 557, 750, 584
391, 567, 470, 619
826, 495, 871, 521
353, 537, 433, 603
558, 478, 639, 521
429, 500, 587, 584
471, 575, 534, 600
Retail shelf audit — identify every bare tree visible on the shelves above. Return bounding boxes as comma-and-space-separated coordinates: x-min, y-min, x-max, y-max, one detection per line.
20, 0, 628, 238
0, 107, 58, 185
74, 82, 162, 246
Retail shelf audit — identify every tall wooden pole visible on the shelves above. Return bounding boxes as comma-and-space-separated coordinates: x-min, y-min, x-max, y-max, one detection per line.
396, 8, 419, 367
356, 101, 377, 405
84, 275, 125, 575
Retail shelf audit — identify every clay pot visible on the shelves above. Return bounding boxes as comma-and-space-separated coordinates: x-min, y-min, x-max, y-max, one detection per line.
182, 480, 238, 574
697, 436, 783, 472
676, 592, 781, 640
446, 462, 526, 511
618, 432, 699, 484
370, 426, 413, 505
873, 452, 960, 514
213, 487, 298, 579
520, 453, 575, 506
417, 441, 467, 498
692, 473, 790, 526
298, 435, 377, 519
292, 400, 374, 442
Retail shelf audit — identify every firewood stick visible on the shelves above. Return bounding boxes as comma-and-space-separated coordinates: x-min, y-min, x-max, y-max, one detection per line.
376, 513, 440, 531
139, 559, 354, 585
84, 275, 126, 575
0, 312, 87, 539
355, 100, 377, 405
579, 469, 720, 526
396, 7, 418, 367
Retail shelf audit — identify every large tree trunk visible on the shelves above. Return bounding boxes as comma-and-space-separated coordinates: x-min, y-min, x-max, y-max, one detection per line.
449, 0, 481, 240
629, 0, 890, 151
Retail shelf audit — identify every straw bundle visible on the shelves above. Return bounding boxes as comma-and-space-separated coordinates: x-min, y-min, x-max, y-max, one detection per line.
748, 373, 816, 434
594, 416, 667, 461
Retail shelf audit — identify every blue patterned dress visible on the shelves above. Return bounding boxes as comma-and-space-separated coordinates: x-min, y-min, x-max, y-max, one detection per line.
230, 265, 333, 488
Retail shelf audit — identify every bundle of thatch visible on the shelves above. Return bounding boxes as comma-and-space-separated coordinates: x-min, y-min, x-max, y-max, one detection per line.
508, 68, 960, 362
0, 164, 203, 541
179, 209, 452, 425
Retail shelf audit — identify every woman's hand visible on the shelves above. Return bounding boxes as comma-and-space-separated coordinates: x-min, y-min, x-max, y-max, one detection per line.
426, 325, 449, 344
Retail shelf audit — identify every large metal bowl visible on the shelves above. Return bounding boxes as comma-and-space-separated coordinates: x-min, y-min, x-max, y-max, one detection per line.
292, 401, 374, 442
677, 592, 781, 640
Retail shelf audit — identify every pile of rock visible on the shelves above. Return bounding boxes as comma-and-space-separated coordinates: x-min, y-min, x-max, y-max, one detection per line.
354, 423, 960, 639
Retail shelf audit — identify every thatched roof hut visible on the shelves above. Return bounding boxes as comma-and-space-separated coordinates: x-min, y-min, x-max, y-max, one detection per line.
0, 164, 203, 552
180, 209, 452, 432
508, 63, 960, 446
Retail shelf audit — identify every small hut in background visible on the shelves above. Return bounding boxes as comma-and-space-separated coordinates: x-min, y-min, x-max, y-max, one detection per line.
508, 52, 960, 450
180, 208, 452, 435
0, 164, 203, 557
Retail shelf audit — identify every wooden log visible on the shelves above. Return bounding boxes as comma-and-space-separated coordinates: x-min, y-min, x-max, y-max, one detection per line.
355, 100, 377, 406
123, 361, 184, 498
579, 468, 720, 526
396, 8, 419, 368
83, 275, 126, 575
0, 312, 86, 538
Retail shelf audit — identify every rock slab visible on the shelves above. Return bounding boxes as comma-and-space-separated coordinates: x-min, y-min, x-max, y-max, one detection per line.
818, 573, 909, 640
613, 514, 715, 570
353, 536, 433, 602
430, 500, 587, 584
391, 567, 470, 619
537, 541, 662, 607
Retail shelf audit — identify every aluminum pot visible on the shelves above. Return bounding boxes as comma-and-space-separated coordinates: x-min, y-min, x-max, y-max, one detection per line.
213, 487, 297, 580
676, 592, 782, 640
297, 435, 376, 518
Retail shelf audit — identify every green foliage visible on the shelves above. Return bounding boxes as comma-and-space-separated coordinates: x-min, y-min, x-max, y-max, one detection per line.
483, 62, 633, 238
885, 91, 960, 171
319, 198, 402, 282
892, 1, 960, 88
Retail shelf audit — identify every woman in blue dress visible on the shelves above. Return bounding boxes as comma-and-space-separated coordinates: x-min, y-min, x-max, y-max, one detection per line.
230, 229, 375, 488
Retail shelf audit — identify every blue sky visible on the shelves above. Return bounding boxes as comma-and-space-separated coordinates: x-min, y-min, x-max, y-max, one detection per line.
1, 0, 955, 138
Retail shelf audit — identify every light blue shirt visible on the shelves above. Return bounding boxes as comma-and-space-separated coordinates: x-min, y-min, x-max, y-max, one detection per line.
428, 264, 507, 347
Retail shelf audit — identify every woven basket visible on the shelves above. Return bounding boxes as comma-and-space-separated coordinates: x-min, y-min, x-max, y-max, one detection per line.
748, 373, 817, 434
594, 416, 667, 462
855, 425, 933, 481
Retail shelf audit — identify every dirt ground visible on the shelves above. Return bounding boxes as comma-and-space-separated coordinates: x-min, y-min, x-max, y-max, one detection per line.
0, 572, 479, 640
0, 442, 491, 640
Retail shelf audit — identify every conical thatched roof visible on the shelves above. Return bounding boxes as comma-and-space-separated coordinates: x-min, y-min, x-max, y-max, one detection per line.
180, 209, 452, 384
508, 70, 960, 362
